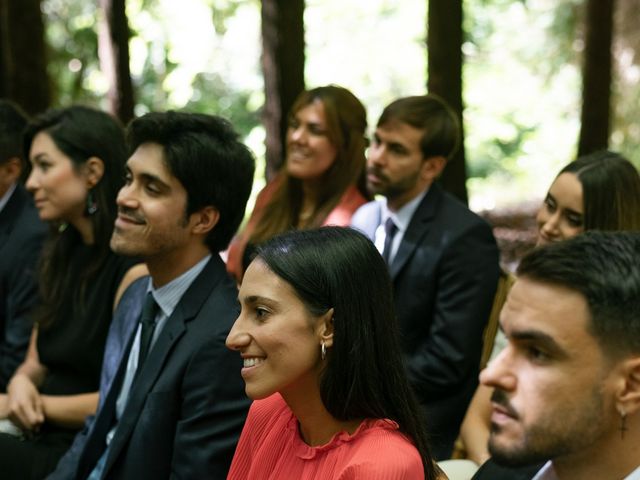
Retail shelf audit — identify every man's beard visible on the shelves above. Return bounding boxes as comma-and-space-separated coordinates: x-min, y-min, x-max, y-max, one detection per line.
488, 386, 606, 468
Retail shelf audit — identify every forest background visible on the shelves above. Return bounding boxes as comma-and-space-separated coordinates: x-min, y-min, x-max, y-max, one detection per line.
1, 0, 638, 241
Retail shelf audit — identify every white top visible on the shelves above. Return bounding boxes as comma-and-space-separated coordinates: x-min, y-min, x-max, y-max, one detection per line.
533, 461, 640, 480
374, 188, 428, 264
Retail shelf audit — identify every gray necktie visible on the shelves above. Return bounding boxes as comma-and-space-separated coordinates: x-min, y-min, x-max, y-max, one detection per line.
137, 292, 159, 373
382, 217, 398, 265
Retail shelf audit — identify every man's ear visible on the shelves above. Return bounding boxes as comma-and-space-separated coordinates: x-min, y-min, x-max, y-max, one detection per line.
616, 356, 640, 415
190, 206, 220, 235
420, 155, 447, 182
317, 308, 335, 349
1, 157, 22, 183
84, 157, 105, 188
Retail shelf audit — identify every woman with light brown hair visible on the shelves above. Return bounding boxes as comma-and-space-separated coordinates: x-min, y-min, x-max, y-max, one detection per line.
226, 85, 370, 281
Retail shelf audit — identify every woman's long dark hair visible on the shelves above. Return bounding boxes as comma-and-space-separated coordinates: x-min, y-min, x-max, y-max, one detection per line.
256, 226, 436, 479
23, 106, 127, 327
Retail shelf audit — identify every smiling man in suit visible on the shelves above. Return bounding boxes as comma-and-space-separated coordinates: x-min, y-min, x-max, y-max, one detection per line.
52, 111, 254, 480
473, 232, 640, 480
0, 100, 46, 392
351, 94, 499, 458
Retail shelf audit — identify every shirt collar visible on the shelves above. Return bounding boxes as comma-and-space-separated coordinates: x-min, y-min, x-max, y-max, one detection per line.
381, 187, 428, 233
533, 461, 640, 480
532, 462, 556, 480
146, 254, 211, 318
626, 466, 640, 480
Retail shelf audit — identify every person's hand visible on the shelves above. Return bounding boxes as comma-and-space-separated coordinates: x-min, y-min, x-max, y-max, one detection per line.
6, 374, 44, 431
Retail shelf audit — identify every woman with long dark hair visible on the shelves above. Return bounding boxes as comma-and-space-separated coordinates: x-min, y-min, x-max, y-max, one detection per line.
226, 85, 370, 282
226, 227, 440, 479
0, 106, 145, 479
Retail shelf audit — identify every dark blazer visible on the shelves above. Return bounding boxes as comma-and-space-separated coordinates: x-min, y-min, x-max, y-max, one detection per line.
0, 183, 46, 390
70, 255, 250, 480
471, 459, 544, 479
351, 183, 500, 458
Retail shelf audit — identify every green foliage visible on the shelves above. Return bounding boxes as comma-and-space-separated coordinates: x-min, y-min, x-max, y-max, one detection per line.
183, 72, 260, 138
205, 0, 248, 35
39, 0, 639, 210
467, 115, 537, 179
43, 0, 261, 126
43, 0, 101, 106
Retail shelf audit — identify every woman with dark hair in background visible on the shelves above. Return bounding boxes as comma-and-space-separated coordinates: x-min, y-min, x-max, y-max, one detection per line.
226, 227, 441, 479
457, 150, 640, 466
226, 85, 370, 282
0, 106, 145, 479
536, 150, 640, 243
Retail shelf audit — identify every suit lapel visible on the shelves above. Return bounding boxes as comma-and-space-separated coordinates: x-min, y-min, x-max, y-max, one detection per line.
389, 184, 442, 280
101, 255, 226, 476
0, 185, 25, 250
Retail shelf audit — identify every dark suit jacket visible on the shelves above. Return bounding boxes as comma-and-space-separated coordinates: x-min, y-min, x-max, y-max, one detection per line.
471, 459, 544, 479
351, 183, 500, 458
0, 183, 46, 390
68, 255, 250, 480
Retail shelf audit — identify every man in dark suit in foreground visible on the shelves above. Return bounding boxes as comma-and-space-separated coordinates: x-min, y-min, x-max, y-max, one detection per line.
49, 111, 254, 479
0, 100, 46, 391
351, 94, 500, 458
473, 232, 640, 480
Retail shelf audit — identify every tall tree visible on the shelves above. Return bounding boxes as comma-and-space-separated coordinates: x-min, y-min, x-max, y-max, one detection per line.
261, 0, 305, 181
0, 5, 6, 97
427, 0, 468, 204
98, 0, 135, 124
0, 0, 50, 114
577, 0, 615, 156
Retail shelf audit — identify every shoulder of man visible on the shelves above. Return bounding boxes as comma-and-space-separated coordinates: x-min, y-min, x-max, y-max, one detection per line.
350, 200, 382, 238
435, 187, 490, 225
1, 184, 47, 244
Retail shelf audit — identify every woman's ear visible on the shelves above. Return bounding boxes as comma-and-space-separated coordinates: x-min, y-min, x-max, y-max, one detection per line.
84, 157, 105, 188
190, 206, 220, 235
317, 308, 335, 348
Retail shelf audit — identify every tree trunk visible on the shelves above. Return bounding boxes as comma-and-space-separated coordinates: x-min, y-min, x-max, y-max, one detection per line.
98, 0, 135, 124
0, 0, 50, 115
577, 0, 615, 156
427, 0, 468, 205
261, 0, 305, 181
0, 2, 7, 98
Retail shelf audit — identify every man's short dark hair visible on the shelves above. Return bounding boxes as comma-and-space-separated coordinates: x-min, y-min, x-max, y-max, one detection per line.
517, 231, 640, 358
0, 99, 28, 165
377, 94, 460, 161
127, 111, 255, 252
